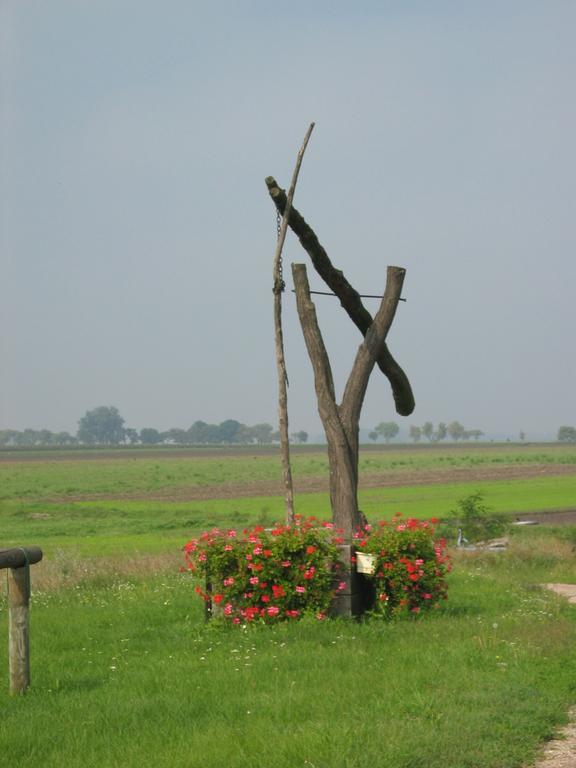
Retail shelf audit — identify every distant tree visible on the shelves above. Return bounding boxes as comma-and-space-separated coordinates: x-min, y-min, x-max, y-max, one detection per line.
188, 421, 217, 444
368, 431, 379, 442
519, 431, 526, 442
217, 419, 243, 443
375, 421, 400, 443
409, 425, 422, 443
558, 426, 576, 443
124, 428, 139, 445
53, 431, 77, 446
291, 430, 308, 444
247, 423, 275, 444
447, 420, 465, 442
77, 406, 125, 445
164, 428, 189, 445
422, 422, 434, 442
139, 428, 163, 445
435, 422, 447, 441
0, 430, 18, 446
467, 429, 484, 441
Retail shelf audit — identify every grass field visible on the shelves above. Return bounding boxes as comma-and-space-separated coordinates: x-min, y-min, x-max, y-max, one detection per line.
2, 444, 576, 766
1, 443, 575, 556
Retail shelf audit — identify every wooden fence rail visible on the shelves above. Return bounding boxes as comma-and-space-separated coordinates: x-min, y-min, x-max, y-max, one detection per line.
1, 546, 43, 694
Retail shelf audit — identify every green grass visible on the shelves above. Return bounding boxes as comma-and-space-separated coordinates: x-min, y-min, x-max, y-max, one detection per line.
2, 446, 576, 765
1, 443, 575, 502
2, 535, 576, 767
1, 474, 575, 558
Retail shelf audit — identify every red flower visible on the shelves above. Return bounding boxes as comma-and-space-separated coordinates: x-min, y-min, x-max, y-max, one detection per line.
306, 545, 316, 555
213, 594, 224, 604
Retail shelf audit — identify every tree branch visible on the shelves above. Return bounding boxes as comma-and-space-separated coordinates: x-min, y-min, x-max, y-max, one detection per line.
265, 176, 415, 416
341, 266, 406, 431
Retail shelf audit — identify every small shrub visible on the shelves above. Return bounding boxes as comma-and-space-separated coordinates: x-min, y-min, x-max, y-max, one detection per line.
183, 516, 340, 623
452, 492, 508, 543
354, 516, 451, 618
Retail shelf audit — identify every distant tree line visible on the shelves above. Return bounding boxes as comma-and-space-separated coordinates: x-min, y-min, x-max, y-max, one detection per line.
0, 406, 309, 447
369, 420, 485, 443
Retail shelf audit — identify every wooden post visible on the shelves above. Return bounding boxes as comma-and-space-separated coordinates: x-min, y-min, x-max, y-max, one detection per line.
0, 546, 43, 694
272, 122, 315, 525
7, 566, 30, 694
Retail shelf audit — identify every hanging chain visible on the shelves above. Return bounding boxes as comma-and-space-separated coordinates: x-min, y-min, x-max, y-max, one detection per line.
274, 209, 285, 293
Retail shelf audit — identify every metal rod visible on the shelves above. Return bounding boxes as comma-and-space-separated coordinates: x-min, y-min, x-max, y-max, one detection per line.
292, 289, 406, 302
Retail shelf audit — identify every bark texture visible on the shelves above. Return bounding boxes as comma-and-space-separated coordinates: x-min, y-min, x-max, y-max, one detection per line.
266, 176, 414, 416
292, 263, 406, 538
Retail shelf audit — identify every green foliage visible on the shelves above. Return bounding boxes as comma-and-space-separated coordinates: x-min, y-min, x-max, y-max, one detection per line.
451, 492, 509, 542
374, 421, 399, 442
354, 517, 450, 618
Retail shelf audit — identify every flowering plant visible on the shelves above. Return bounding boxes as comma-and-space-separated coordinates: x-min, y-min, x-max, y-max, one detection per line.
353, 515, 451, 618
183, 516, 341, 624
183, 514, 451, 624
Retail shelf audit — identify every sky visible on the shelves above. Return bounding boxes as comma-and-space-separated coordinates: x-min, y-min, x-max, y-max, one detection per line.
1, 1, 574, 441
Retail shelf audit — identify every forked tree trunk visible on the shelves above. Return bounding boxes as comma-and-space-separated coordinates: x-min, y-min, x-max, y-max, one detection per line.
292, 263, 406, 539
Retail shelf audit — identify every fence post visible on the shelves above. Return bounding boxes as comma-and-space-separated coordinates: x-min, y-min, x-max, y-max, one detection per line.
8, 565, 31, 694
1, 546, 43, 695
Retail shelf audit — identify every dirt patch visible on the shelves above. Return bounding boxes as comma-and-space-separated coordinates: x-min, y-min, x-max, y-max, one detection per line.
532, 712, 576, 768
529, 587, 576, 767
47, 462, 576, 503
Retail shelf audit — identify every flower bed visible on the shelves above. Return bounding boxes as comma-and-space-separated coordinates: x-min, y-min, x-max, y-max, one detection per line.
183, 514, 450, 624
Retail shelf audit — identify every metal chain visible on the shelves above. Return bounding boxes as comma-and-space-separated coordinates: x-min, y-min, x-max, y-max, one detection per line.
276, 210, 285, 292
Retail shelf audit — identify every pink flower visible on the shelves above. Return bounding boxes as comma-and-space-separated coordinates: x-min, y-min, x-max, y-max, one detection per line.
316, 612, 327, 621
267, 606, 280, 616
295, 585, 306, 594
249, 576, 259, 585
224, 544, 233, 551
224, 603, 233, 615
223, 577, 234, 586
337, 581, 346, 592
281, 560, 291, 568
253, 546, 263, 555
226, 529, 237, 538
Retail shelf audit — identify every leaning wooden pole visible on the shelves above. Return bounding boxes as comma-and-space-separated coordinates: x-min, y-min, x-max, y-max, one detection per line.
272, 122, 315, 524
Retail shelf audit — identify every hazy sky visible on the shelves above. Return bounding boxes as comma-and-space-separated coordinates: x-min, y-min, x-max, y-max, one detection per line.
1, 1, 574, 439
